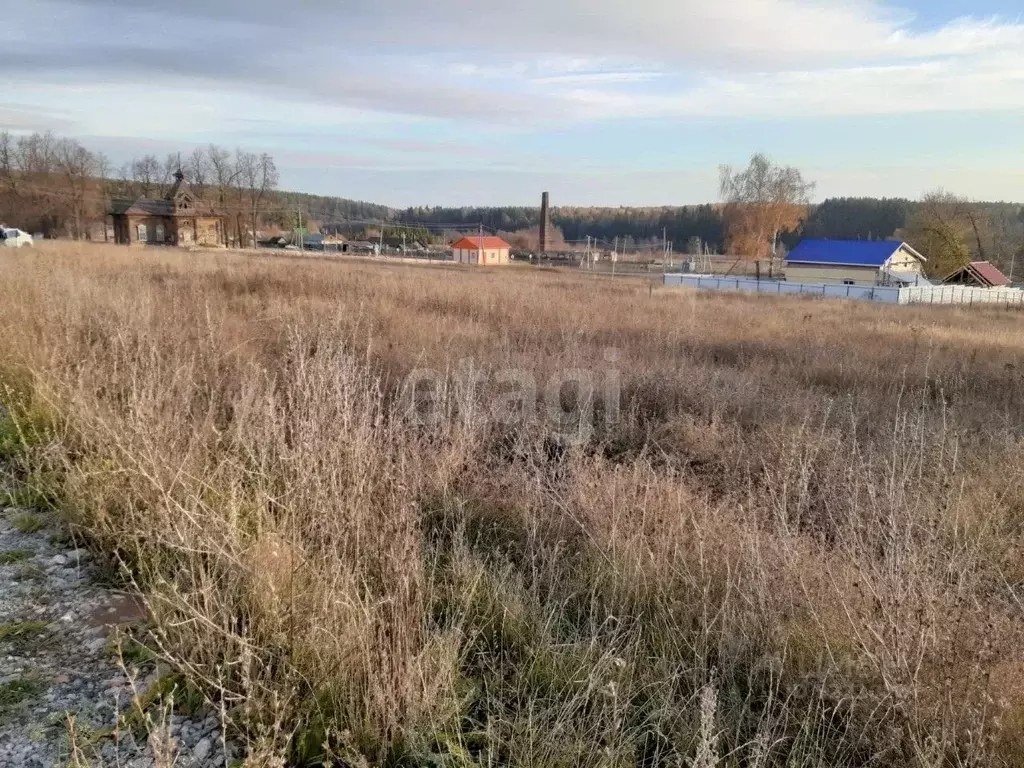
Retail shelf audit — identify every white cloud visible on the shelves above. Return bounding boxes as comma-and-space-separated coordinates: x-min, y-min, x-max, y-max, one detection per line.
3, 0, 1022, 125
1, 0, 1022, 210
553, 50, 1024, 119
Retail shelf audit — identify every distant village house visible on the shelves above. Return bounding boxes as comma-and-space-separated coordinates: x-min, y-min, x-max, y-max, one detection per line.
451, 235, 512, 265
110, 171, 225, 247
784, 240, 927, 286
942, 261, 1011, 288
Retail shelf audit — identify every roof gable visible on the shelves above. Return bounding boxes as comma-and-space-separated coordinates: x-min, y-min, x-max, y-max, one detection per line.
111, 198, 174, 216
785, 239, 925, 268
165, 169, 190, 201
943, 261, 1011, 287
110, 191, 223, 219
451, 236, 512, 250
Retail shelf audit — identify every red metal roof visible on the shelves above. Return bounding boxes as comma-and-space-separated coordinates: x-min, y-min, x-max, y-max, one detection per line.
944, 261, 1012, 287
451, 236, 511, 250
967, 261, 1011, 287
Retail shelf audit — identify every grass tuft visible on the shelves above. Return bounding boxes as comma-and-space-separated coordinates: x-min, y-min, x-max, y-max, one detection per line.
0, 677, 47, 715
0, 548, 34, 565
11, 512, 45, 534
0, 619, 50, 643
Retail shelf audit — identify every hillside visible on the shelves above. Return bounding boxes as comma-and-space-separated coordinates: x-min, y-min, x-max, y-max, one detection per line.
278, 191, 1024, 263
2, 244, 1023, 766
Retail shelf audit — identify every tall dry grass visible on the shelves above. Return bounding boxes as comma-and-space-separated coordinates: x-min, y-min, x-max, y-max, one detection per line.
1, 242, 1024, 767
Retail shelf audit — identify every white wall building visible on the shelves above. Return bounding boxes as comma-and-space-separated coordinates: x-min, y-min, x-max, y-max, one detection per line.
784, 240, 927, 286
451, 236, 512, 266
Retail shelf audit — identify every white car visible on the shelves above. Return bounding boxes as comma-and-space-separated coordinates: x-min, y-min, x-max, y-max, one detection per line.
1, 228, 33, 248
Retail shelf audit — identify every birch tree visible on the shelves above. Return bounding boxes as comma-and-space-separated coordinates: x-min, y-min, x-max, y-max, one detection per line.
239, 151, 278, 248
719, 153, 815, 271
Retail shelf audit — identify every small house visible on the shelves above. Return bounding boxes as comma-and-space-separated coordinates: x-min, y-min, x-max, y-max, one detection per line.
784, 240, 927, 286
942, 261, 1011, 288
451, 235, 512, 265
343, 241, 378, 254
110, 170, 225, 247
302, 234, 325, 251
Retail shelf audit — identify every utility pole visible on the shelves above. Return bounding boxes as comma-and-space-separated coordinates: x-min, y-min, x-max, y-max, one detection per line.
378, 225, 384, 256
478, 223, 484, 265
297, 211, 303, 252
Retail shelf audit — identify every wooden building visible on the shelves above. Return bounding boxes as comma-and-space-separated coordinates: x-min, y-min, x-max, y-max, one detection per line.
942, 261, 1012, 288
451, 235, 512, 265
110, 171, 225, 247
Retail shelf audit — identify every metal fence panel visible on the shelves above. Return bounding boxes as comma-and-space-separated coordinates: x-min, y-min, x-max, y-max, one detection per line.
664, 275, 1023, 307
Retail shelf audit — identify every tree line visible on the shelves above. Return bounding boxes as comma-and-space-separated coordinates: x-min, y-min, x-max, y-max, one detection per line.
0, 132, 108, 239
2, 134, 1021, 278
0, 132, 280, 247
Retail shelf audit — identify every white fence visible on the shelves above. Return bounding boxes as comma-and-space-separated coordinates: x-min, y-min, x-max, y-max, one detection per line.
896, 285, 1024, 305
663, 274, 1024, 307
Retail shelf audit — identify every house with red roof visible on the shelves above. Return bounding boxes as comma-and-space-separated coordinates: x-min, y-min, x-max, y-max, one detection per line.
942, 261, 1012, 288
451, 235, 512, 266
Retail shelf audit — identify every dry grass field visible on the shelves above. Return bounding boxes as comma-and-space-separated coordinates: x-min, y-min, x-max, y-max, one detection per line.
1, 242, 1024, 767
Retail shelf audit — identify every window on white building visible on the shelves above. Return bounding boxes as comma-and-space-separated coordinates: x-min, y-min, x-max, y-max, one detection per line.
137, 223, 147, 241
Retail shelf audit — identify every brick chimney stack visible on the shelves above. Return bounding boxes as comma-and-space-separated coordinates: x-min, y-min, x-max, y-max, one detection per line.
539, 191, 550, 253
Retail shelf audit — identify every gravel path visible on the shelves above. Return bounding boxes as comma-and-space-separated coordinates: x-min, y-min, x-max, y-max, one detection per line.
0, 503, 241, 767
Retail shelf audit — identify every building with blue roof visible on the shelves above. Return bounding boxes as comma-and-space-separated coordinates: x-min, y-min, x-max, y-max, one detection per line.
784, 239, 927, 286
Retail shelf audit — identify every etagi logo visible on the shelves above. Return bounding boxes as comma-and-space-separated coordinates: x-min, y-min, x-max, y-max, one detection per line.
400, 348, 622, 446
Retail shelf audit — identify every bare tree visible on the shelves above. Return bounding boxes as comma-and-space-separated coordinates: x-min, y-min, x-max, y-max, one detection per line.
130, 155, 162, 198
240, 152, 278, 249
96, 152, 112, 241
207, 145, 235, 206
230, 150, 250, 247
0, 132, 13, 191
160, 153, 182, 192
17, 132, 58, 177
988, 206, 1023, 283
2, 132, 57, 232
901, 191, 989, 278
0, 131, 24, 225
186, 148, 211, 199
719, 153, 815, 275
54, 138, 100, 239
202, 145, 239, 245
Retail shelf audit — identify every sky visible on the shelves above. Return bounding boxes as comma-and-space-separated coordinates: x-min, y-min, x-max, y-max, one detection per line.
2, 0, 1023, 206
